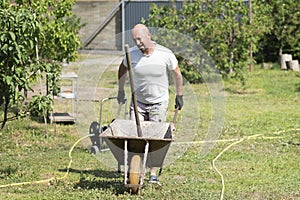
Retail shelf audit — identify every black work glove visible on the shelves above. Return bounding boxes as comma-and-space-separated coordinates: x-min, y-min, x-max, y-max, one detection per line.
117, 91, 126, 104
175, 95, 183, 110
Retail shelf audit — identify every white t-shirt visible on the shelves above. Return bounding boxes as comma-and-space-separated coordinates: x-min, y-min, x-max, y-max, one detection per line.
123, 43, 178, 104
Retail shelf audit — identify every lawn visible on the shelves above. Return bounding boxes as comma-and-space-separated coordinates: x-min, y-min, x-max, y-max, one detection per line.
0, 60, 299, 200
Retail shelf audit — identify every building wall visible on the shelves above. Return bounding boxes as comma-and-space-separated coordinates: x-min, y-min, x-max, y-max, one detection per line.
73, 0, 122, 50
123, 1, 183, 47
73, 1, 183, 50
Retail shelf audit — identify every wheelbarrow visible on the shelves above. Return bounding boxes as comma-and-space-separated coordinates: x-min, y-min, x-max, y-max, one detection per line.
88, 95, 177, 193
100, 118, 174, 194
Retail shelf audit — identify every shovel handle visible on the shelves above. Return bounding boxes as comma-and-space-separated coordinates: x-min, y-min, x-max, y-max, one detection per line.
125, 44, 143, 137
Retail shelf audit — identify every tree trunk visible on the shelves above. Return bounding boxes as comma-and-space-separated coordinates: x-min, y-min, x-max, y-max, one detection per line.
0, 96, 9, 130
279, 46, 283, 56
249, 0, 253, 72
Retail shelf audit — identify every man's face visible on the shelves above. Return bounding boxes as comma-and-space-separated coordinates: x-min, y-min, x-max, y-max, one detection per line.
131, 28, 150, 53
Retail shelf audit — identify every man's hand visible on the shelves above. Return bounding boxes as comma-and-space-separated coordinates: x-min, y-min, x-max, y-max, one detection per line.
175, 95, 183, 110
117, 91, 126, 104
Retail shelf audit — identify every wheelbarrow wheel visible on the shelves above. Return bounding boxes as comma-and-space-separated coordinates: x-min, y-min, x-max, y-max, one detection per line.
129, 154, 141, 194
90, 145, 99, 154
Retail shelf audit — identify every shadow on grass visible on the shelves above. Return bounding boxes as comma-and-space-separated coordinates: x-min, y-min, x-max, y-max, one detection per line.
294, 73, 300, 92
0, 165, 18, 179
59, 168, 128, 195
224, 88, 261, 95
296, 83, 300, 92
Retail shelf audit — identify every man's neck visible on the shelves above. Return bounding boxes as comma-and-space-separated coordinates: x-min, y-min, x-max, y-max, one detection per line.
142, 42, 156, 56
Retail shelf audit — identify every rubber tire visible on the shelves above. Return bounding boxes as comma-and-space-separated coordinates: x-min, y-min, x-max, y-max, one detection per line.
129, 154, 141, 194
90, 146, 99, 154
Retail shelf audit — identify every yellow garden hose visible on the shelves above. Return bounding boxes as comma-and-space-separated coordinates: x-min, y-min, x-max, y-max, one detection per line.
0, 128, 299, 200
0, 134, 92, 188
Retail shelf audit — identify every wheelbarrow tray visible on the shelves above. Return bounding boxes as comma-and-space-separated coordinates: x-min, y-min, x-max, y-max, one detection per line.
100, 119, 173, 168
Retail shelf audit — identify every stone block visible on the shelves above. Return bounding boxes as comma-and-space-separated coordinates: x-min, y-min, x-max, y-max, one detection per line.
287, 60, 299, 72
280, 54, 292, 69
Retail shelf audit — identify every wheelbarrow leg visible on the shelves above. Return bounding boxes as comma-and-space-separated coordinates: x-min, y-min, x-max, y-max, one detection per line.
140, 141, 149, 187
158, 167, 163, 176
118, 163, 121, 174
124, 139, 128, 185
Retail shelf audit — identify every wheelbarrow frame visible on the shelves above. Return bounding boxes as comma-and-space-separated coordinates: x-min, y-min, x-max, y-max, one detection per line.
90, 96, 174, 193
100, 119, 174, 193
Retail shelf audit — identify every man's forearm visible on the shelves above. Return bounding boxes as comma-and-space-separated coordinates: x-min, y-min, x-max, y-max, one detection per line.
118, 62, 128, 91
173, 66, 183, 95
118, 75, 126, 91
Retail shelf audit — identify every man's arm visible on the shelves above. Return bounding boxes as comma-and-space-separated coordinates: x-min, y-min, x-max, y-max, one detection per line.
117, 61, 128, 104
172, 65, 183, 96
118, 61, 128, 91
172, 65, 183, 110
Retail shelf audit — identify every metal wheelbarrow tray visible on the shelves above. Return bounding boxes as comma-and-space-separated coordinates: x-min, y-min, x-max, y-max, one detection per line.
100, 119, 174, 194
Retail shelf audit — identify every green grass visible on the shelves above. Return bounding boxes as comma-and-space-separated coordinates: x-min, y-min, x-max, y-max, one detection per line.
0, 64, 299, 199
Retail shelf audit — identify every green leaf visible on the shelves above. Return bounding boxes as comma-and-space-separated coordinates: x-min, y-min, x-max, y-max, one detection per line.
9, 31, 16, 41
5, 76, 12, 85
1, 43, 8, 52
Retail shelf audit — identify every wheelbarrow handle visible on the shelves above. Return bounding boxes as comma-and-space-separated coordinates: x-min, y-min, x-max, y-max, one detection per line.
173, 107, 179, 125
115, 102, 123, 119
171, 107, 179, 132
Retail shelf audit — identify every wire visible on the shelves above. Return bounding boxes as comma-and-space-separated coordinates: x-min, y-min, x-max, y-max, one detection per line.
173, 134, 286, 145
212, 129, 300, 200
212, 134, 261, 200
1, 127, 299, 196
0, 134, 94, 189
212, 138, 245, 200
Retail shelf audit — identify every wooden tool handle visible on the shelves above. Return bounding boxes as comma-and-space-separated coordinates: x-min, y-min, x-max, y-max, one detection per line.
125, 44, 142, 137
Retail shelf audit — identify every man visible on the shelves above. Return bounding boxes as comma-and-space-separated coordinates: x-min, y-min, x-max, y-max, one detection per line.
117, 24, 183, 183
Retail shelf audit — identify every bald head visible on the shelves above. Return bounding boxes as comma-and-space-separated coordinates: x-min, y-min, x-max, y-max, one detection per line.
133, 24, 148, 30
132, 24, 150, 36
131, 24, 154, 54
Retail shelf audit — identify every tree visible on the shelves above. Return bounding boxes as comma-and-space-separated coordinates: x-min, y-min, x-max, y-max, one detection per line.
268, 0, 299, 59
0, 8, 40, 129
0, 0, 81, 130
145, 0, 272, 84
